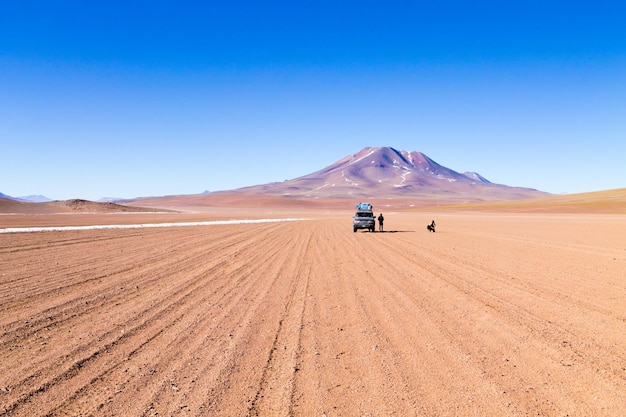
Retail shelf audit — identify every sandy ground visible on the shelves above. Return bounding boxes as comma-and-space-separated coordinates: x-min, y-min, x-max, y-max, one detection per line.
1, 210, 625, 416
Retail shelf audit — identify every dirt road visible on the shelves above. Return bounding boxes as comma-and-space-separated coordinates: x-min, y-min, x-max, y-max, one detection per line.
1, 212, 625, 416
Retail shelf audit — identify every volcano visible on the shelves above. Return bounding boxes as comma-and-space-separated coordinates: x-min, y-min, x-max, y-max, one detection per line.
233, 146, 548, 201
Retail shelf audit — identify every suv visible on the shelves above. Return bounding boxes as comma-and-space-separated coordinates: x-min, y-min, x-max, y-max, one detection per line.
353, 202, 375, 232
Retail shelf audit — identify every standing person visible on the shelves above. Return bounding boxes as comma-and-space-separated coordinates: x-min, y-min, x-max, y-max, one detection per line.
427, 220, 436, 232
377, 213, 385, 232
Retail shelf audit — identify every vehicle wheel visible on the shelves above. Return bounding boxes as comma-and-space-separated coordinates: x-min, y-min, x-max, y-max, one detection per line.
353, 227, 357, 232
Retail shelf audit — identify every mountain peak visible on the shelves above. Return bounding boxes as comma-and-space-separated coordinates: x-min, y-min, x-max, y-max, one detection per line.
233, 146, 548, 201
324, 146, 468, 186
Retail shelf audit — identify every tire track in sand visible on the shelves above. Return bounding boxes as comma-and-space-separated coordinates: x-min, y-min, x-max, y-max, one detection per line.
246, 226, 315, 416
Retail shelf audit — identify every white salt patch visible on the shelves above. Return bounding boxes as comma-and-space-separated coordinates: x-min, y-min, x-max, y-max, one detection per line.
0, 218, 310, 234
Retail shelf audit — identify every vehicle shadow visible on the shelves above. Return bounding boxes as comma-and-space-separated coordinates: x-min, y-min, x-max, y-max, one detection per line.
371, 230, 415, 233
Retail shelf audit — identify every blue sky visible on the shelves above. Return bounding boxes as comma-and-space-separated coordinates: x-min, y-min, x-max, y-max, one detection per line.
2, 1, 625, 200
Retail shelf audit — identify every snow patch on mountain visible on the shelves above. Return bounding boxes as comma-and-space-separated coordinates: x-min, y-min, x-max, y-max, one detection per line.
461, 172, 491, 183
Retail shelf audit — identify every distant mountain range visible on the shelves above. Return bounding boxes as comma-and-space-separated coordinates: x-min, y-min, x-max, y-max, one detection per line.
231, 147, 549, 201
0, 193, 52, 203
2, 147, 549, 205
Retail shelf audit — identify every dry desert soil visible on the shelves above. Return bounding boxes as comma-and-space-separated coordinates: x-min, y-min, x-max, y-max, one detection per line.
1, 201, 625, 416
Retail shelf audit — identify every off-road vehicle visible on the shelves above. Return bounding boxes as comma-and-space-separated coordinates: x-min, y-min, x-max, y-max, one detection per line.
353, 202, 375, 232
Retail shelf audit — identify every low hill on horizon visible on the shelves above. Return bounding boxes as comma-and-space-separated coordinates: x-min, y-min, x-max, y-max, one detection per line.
3, 189, 624, 215
0, 198, 167, 214
123, 187, 625, 213
434, 188, 626, 214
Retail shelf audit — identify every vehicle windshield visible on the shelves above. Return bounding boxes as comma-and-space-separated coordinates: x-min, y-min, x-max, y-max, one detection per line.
355, 211, 373, 217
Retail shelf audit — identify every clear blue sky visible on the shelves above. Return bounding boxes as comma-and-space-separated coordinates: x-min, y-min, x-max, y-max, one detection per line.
2, 1, 625, 200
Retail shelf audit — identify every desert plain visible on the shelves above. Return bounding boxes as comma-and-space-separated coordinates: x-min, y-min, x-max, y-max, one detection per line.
1, 194, 625, 416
